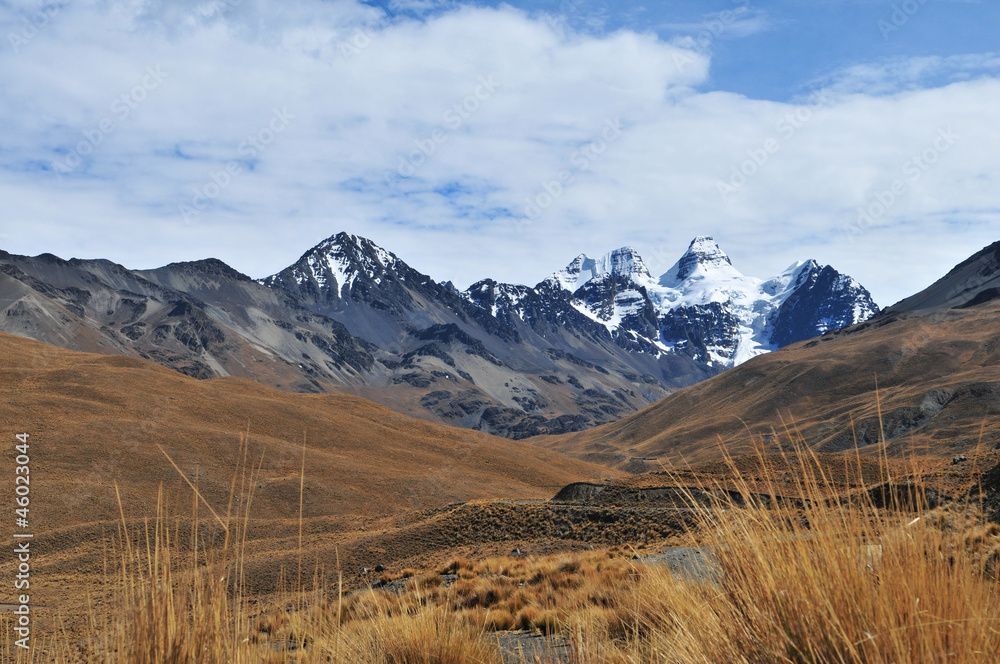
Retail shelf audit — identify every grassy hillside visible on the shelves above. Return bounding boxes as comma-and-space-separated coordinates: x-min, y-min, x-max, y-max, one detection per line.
0, 330, 625, 644
0, 331, 612, 527
538, 302, 1000, 467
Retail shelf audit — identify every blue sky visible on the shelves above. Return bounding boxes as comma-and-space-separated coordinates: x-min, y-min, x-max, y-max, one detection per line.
387, 0, 1000, 100
1, 0, 998, 306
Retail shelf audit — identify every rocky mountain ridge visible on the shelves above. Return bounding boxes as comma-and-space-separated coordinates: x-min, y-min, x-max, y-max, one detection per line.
468, 236, 878, 369
0, 234, 878, 438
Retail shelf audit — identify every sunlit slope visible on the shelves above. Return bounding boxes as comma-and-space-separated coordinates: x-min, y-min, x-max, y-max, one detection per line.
539, 302, 1000, 466
0, 331, 611, 529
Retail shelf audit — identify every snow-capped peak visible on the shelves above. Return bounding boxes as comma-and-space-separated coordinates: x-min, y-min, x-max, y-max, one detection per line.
603, 247, 653, 281
659, 236, 738, 286
553, 254, 592, 292
553, 247, 652, 293
260, 231, 401, 294
308, 234, 395, 288
537, 237, 878, 370
760, 259, 820, 297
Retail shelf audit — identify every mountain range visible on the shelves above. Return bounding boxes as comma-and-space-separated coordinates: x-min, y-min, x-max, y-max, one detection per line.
0, 234, 878, 437
543, 240, 1000, 468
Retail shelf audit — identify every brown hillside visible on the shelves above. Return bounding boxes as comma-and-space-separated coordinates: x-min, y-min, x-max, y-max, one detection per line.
537, 302, 1000, 467
0, 331, 626, 639
0, 331, 613, 531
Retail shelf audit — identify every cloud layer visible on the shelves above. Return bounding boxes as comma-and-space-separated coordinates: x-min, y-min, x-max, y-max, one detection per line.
1, 0, 998, 307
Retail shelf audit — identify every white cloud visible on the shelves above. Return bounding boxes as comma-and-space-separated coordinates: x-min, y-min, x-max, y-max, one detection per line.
0, 0, 997, 308
658, 7, 774, 43
810, 53, 1000, 97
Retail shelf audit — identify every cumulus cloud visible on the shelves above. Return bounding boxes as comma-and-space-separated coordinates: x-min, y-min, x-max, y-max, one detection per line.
0, 0, 997, 307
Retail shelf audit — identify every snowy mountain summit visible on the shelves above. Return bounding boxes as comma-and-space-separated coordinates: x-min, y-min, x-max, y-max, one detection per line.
663, 235, 735, 282
543, 236, 879, 369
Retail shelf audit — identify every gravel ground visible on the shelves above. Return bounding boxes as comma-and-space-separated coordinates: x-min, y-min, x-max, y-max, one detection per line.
641, 545, 719, 582
492, 631, 571, 664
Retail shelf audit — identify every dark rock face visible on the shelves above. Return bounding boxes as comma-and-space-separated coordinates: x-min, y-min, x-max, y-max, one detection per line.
262, 233, 520, 345
412, 323, 504, 366
261, 232, 424, 318
551, 482, 607, 503
465, 277, 606, 344
672, 239, 733, 280
262, 232, 423, 316
956, 287, 1000, 309
659, 302, 742, 363
771, 264, 879, 347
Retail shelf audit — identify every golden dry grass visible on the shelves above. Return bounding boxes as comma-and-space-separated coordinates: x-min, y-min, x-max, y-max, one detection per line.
6, 436, 1000, 664
0, 330, 617, 631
